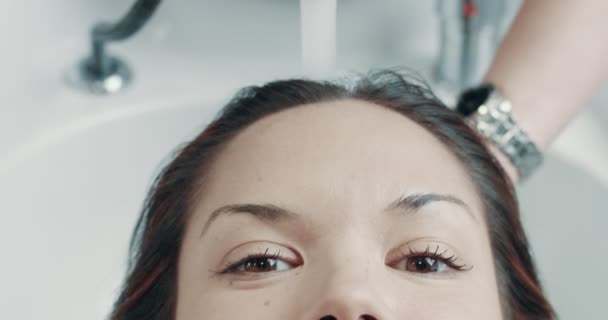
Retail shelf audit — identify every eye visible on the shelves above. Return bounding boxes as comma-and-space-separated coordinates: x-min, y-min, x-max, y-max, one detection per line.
405, 256, 448, 273
216, 248, 298, 275
226, 255, 291, 274
392, 244, 472, 274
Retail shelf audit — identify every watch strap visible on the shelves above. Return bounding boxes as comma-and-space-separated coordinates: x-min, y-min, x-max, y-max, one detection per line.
463, 86, 543, 181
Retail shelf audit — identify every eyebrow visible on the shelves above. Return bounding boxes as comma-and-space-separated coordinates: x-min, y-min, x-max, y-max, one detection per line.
199, 193, 477, 238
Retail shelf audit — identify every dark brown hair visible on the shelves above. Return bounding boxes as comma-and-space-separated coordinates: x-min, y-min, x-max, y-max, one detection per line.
109, 68, 555, 319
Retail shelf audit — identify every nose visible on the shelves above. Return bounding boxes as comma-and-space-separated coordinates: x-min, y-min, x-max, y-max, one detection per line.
303, 253, 391, 320
311, 293, 383, 320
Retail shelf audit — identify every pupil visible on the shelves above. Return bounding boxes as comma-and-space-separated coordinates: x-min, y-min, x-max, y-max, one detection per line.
415, 258, 428, 271
411, 257, 438, 272
247, 258, 275, 271
256, 259, 269, 269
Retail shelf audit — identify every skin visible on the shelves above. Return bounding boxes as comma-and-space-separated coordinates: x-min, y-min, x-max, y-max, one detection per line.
483, 0, 608, 184
176, 99, 503, 319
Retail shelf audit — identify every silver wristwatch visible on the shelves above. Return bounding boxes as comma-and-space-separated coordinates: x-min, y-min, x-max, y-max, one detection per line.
456, 84, 543, 181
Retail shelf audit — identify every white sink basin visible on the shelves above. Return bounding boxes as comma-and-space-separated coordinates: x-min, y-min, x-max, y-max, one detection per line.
0, 104, 218, 319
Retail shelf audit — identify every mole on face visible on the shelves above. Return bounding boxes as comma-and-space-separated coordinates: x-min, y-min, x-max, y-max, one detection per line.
264, 300, 271, 307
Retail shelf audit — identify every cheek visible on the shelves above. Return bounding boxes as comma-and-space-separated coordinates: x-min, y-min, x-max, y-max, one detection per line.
176, 283, 298, 320
390, 285, 503, 319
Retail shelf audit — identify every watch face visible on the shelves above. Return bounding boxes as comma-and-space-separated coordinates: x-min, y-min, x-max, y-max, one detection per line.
456, 84, 495, 116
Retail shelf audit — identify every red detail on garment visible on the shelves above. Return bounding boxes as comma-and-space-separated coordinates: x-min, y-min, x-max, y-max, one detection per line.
463, 1, 478, 17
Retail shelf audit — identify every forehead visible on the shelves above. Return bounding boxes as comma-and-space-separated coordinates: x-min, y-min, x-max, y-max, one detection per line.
197, 99, 483, 221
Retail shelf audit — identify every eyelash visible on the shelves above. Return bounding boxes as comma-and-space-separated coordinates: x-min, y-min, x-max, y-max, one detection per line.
212, 244, 472, 276
402, 244, 472, 272
213, 247, 287, 276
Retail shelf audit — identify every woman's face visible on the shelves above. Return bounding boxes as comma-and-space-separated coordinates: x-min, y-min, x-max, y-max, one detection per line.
176, 99, 503, 319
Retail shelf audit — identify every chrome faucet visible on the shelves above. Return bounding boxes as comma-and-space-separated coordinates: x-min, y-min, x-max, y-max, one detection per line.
434, 0, 507, 91
75, 0, 162, 94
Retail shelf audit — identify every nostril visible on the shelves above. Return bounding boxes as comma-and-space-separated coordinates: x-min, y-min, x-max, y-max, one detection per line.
319, 315, 377, 320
